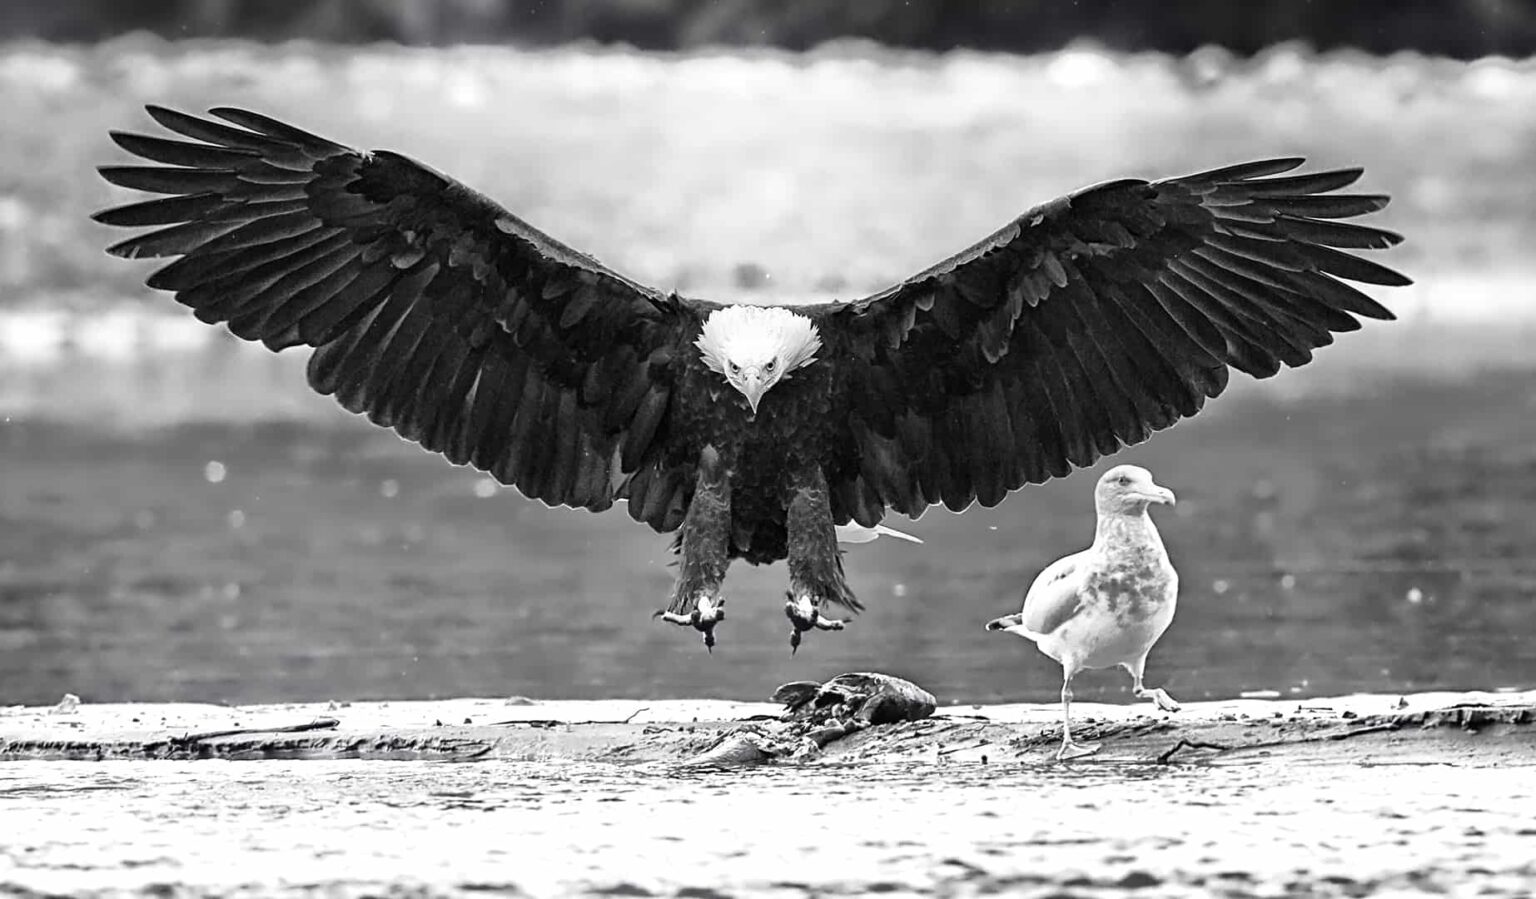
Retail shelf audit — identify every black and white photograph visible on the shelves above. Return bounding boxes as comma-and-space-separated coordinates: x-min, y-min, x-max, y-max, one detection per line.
1, 1, 1534, 896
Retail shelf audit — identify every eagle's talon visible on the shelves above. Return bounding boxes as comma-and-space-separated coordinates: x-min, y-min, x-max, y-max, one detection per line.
784, 591, 849, 653
656, 596, 726, 651
695, 613, 722, 652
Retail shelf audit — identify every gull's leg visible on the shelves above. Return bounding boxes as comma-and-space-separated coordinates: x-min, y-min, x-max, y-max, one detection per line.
783, 467, 860, 654
654, 447, 730, 651
1057, 663, 1101, 761
1121, 655, 1180, 712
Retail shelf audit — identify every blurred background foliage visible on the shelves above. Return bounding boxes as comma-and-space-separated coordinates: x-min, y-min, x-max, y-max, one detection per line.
2, 0, 1535, 57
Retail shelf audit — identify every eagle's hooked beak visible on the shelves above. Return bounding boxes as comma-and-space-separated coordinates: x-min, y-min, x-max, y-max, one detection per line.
740, 369, 769, 415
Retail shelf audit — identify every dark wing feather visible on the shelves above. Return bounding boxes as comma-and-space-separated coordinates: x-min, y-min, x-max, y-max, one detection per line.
809, 158, 1408, 524
96, 106, 711, 531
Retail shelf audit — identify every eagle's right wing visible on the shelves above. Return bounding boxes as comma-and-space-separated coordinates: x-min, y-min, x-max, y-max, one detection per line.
808, 159, 1408, 526
96, 106, 714, 532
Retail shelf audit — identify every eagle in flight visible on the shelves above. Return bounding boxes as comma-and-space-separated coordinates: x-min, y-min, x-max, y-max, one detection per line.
95, 106, 1408, 653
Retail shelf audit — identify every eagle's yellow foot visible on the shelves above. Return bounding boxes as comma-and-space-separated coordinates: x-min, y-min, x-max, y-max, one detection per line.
784, 591, 847, 655
653, 595, 726, 651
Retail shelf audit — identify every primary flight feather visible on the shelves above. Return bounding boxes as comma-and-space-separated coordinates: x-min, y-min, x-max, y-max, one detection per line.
94, 106, 1410, 652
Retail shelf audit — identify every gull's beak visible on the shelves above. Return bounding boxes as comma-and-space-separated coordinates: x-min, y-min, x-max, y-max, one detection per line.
1143, 484, 1176, 506
741, 370, 768, 415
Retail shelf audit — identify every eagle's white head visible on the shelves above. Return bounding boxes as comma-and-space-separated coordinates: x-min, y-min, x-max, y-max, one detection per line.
695, 305, 822, 414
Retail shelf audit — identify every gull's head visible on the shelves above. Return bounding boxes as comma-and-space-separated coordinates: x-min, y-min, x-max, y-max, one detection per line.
696, 305, 822, 415
1095, 464, 1176, 515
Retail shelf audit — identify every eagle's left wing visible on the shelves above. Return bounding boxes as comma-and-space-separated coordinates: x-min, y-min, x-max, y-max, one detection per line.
805, 159, 1409, 526
94, 106, 712, 529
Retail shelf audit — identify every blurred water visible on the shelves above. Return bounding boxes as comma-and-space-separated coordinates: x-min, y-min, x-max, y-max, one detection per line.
2, 758, 1533, 896
2, 39, 1535, 706
2, 340, 1535, 707
5, 41, 1535, 308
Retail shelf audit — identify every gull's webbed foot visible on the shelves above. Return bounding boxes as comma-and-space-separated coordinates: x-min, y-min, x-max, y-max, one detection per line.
1056, 739, 1101, 761
654, 594, 726, 651
1139, 687, 1181, 712
784, 591, 847, 655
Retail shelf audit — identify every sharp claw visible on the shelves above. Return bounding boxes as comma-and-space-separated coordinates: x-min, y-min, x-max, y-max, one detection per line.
784, 590, 851, 654
657, 600, 726, 652
698, 615, 721, 653
814, 613, 846, 632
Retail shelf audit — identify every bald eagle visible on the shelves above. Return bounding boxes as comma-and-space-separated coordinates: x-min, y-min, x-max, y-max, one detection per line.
94, 106, 1409, 652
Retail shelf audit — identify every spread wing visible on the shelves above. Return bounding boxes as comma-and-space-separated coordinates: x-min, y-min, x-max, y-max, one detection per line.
95, 106, 713, 531
807, 159, 1409, 525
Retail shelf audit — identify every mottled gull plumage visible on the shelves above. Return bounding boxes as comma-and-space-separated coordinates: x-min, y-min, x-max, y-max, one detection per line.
987, 464, 1180, 760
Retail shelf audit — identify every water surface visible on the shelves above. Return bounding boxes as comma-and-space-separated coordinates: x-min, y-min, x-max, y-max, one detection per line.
2, 757, 1533, 896
3, 357, 1535, 706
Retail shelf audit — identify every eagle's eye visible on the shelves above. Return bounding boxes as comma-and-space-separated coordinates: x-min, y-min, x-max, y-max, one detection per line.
729, 362, 740, 374
764, 359, 776, 373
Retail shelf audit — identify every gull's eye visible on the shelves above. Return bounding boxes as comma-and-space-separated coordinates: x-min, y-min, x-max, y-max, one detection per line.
765, 359, 776, 373
1118, 476, 1131, 486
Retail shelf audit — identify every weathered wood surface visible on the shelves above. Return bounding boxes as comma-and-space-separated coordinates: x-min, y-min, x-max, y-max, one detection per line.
3, 689, 1532, 766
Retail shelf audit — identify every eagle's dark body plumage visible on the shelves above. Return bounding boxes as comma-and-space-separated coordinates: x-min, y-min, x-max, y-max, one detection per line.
672, 346, 841, 566
95, 106, 1409, 651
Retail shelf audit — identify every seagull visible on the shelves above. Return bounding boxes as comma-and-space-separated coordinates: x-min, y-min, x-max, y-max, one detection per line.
987, 464, 1181, 760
